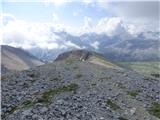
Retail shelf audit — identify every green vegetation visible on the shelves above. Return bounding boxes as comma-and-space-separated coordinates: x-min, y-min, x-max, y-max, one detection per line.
22, 100, 34, 108
37, 83, 79, 105
99, 76, 112, 80
91, 83, 96, 86
117, 61, 160, 77
21, 84, 79, 107
2, 106, 17, 119
75, 74, 83, 79
1, 75, 6, 80
127, 90, 139, 97
148, 102, 160, 118
9, 106, 17, 114
106, 99, 120, 110
118, 117, 128, 120
50, 77, 61, 81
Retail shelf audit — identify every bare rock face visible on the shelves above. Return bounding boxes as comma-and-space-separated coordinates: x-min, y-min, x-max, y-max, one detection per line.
1, 50, 160, 120
1, 45, 44, 73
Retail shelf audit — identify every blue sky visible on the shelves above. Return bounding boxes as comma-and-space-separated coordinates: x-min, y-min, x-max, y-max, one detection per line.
2, 1, 113, 29
2, 1, 159, 31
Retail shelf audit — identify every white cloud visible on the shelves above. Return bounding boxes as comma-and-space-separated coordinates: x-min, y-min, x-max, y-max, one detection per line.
43, 0, 71, 6
100, 1, 159, 33
65, 41, 81, 49
1, 13, 63, 49
79, 16, 93, 34
90, 41, 100, 50
1, 13, 83, 50
79, 16, 132, 39
92, 1, 158, 33
73, 9, 82, 16
52, 13, 59, 23
96, 17, 125, 36
1, 8, 158, 51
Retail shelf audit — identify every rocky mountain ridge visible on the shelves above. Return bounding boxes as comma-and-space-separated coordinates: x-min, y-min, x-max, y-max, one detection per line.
1, 50, 160, 120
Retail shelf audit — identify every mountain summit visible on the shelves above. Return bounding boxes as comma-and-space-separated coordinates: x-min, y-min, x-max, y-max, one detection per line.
55, 49, 120, 69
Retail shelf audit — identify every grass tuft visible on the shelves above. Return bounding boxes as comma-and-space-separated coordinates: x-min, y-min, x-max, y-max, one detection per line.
22, 100, 34, 108
106, 99, 120, 110
37, 83, 79, 105
118, 117, 128, 120
75, 74, 83, 79
127, 90, 139, 97
148, 102, 160, 118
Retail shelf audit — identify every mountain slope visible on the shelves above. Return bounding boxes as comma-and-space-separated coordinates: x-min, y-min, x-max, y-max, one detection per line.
1, 50, 160, 120
55, 50, 121, 69
1, 45, 44, 72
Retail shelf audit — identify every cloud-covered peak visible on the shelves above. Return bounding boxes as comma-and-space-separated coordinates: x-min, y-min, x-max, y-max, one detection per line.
1, 1, 159, 51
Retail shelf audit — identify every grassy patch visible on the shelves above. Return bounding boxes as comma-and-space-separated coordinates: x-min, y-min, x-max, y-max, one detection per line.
100, 76, 112, 80
1, 75, 6, 80
2, 106, 17, 119
117, 61, 160, 77
127, 90, 139, 97
37, 83, 79, 105
50, 77, 61, 81
91, 83, 96, 86
75, 74, 83, 79
9, 106, 17, 114
106, 99, 120, 110
148, 102, 160, 118
22, 100, 34, 108
118, 117, 128, 120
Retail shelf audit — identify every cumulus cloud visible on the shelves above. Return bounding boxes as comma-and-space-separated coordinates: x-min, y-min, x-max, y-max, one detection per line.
1, 13, 16, 25
43, 0, 72, 6
65, 41, 81, 49
90, 41, 100, 50
79, 16, 93, 34
79, 16, 132, 39
1, 13, 83, 50
78, 1, 159, 34
101, 1, 159, 33
52, 13, 59, 23
1, 13, 66, 49
73, 9, 82, 16
95, 17, 126, 36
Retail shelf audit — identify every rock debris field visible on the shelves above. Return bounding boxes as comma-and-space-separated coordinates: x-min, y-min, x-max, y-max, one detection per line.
1, 60, 160, 120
